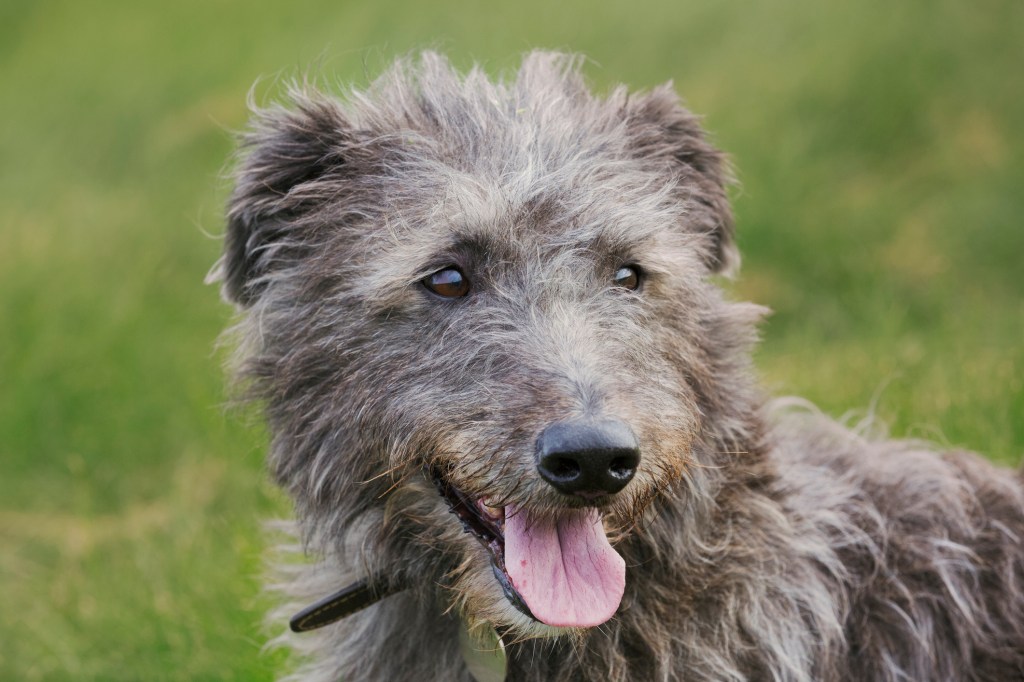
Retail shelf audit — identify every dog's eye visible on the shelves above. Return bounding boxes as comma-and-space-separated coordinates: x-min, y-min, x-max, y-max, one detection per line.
423, 267, 470, 298
613, 265, 641, 291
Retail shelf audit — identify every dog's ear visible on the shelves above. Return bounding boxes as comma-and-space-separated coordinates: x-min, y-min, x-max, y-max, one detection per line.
214, 92, 354, 307
625, 84, 739, 276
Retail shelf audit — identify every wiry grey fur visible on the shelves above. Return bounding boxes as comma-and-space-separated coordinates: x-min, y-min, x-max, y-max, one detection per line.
212, 52, 1024, 681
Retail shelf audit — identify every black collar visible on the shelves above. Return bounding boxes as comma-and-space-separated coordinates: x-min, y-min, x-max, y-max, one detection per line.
289, 574, 509, 681
289, 574, 402, 632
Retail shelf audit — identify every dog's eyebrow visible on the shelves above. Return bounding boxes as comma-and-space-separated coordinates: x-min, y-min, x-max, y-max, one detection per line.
416, 229, 521, 274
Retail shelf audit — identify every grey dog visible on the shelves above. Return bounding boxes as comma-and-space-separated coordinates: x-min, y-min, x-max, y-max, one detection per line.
212, 52, 1024, 681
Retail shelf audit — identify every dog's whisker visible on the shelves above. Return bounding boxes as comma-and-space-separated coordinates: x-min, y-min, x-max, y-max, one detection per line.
359, 462, 407, 485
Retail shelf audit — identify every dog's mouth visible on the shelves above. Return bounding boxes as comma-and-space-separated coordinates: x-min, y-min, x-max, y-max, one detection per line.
429, 467, 531, 619
430, 466, 626, 629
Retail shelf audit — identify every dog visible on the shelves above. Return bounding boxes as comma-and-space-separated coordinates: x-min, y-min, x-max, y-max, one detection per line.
212, 52, 1024, 681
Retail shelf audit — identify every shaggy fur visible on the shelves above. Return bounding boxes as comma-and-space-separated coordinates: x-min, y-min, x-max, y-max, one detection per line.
212, 52, 1024, 681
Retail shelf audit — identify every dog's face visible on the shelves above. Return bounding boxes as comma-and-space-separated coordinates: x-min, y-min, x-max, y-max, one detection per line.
218, 53, 752, 638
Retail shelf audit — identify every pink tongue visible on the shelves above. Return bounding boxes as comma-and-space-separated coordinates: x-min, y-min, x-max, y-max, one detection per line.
503, 505, 625, 628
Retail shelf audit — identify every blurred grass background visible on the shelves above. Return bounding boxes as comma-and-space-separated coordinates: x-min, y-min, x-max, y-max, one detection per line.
1, 0, 1021, 678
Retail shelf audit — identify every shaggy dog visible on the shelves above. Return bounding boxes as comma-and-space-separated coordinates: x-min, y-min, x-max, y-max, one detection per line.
212, 52, 1024, 681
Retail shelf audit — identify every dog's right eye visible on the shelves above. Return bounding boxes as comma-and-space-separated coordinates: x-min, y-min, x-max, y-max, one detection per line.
613, 265, 641, 291
423, 267, 470, 298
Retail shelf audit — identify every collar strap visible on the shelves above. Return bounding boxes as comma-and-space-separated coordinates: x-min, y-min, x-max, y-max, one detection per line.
289, 575, 404, 632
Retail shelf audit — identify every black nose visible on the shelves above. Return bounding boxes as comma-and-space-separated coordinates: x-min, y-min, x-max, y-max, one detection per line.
536, 420, 640, 498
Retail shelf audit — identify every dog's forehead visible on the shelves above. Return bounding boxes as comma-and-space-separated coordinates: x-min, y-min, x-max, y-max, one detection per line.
351, 169, 702, 315
378, 154, 686, 262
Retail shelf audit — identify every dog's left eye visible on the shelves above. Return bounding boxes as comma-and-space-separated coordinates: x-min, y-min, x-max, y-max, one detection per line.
423, 267, 470, 298
613, 266, 641, 291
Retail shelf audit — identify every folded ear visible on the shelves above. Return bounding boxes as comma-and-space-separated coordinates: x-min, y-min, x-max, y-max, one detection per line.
625, 84, 739, 276
215, 91, 354, 307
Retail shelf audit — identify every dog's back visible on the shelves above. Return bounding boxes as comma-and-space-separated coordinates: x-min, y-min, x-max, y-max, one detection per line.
771, 407, 1024, 680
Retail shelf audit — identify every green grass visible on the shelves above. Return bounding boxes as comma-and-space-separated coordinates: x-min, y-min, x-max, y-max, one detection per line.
2, 0, 1021, 678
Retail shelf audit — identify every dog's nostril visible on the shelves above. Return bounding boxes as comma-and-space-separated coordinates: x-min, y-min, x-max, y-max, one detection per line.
609, 457, 636, 479
536, 419, 640, 497
546, 457, 581, 480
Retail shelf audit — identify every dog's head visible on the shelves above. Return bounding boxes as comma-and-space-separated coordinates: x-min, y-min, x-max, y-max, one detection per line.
215, 52, 762, 638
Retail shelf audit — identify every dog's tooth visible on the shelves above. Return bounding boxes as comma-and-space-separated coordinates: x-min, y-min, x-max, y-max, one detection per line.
478, 498, 502, 520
